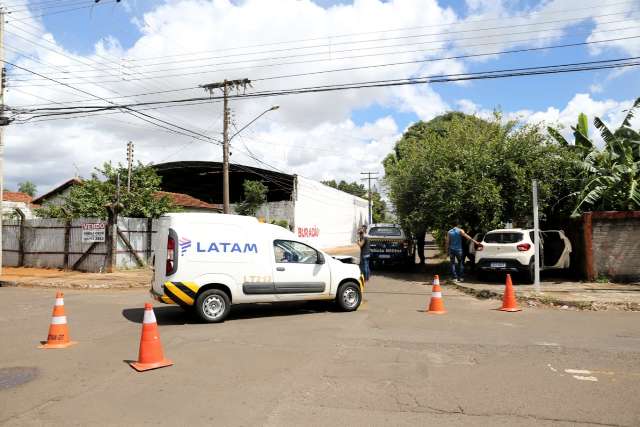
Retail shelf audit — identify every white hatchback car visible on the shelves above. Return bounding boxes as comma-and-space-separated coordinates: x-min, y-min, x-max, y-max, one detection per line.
474, 229, 572, 283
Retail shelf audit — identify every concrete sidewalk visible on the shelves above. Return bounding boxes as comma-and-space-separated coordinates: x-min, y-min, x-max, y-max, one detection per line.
449, 278, 640, 311
0, 267, 151, 289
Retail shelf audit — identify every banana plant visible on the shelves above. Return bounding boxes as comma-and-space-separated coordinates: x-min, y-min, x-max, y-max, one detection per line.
572, 97, 640, 215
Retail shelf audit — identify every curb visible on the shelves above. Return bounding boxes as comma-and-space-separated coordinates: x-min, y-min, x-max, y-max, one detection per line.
0, 280, 148, 290
446, 280, 640, 312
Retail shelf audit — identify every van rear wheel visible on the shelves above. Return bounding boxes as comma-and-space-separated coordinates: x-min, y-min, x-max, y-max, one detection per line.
195, 289, 231, 323
336, 282, 361, 312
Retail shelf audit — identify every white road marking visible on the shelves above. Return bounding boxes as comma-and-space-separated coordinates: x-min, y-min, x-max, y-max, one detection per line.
565, 369, 592, 375
572, 375, 598, 382
536, 342, 560, 346
547, 364, 558, 372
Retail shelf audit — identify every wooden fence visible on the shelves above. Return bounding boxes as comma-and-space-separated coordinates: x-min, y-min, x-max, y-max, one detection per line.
2, 216, 157, 272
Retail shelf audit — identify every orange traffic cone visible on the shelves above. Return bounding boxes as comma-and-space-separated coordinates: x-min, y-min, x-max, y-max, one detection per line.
39, 291, 77, 349
499, 274, 522, 312
426, 275, 447, 314
129, 303, 173, 372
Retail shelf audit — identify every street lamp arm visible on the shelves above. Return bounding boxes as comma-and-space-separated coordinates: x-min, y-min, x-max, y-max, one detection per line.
229, 105, 279, 141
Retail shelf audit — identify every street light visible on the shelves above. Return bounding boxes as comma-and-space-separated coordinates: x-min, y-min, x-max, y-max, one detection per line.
222, 105, 279, 213
229, 105, 279, 141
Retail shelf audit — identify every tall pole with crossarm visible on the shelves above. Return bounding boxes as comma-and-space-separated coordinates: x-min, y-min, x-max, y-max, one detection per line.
201, 79, 250, 214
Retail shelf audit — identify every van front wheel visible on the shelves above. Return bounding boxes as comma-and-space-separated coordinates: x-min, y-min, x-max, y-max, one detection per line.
336, 282, 361, 312
195, 289, 231, 323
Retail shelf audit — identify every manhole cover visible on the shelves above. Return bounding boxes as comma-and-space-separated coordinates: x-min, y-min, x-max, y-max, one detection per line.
0, 367, 39, 390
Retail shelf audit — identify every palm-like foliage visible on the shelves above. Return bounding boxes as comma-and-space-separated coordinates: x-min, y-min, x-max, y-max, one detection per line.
571, 97, 640, 215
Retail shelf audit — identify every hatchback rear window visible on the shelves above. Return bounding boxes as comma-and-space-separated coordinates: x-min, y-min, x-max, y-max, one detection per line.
369, 227, 402, 237
484, 232, 523, 244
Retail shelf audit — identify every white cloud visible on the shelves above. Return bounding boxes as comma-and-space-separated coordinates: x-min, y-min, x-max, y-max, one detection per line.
5, 0, 458, 194
3, 0, 639, 197
589, 84, 603, 94
509, 94, 637, 146
453, 93, 638, 148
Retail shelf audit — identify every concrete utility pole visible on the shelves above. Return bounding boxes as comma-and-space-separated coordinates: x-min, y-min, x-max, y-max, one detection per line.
126, 141, 134, 192
201, 78, 251, 214
360, 172, 378, 225
532, 179, 541, 292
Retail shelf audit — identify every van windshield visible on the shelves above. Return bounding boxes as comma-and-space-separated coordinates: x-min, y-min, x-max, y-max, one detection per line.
369, 227, 402, 237
484, 232, 523, 244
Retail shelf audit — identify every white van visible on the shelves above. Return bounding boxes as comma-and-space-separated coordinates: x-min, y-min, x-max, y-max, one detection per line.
151, 213, 364, 322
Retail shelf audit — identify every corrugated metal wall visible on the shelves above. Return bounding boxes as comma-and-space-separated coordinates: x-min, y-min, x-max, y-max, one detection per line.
1, 217, 157, 272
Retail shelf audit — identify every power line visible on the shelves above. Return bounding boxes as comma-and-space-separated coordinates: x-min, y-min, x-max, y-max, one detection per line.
23, 0, 631, 67
11, 56, 640, 121
5, 0, 119, 22
2, 58, 223, 144
8, 30, 639, 108
8, 9, 637, 78
2, 18, 224, 142
8, 20, 639, 85
3, 17, 220, 139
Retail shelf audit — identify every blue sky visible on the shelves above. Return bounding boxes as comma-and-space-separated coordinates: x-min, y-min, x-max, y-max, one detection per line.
5, 0, 640, 193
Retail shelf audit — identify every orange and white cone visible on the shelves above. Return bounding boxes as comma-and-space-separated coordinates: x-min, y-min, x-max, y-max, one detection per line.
129, 303, 173, 372
499, 274, 522, 312
39, 291, 77, 349
426, 275, 447, 314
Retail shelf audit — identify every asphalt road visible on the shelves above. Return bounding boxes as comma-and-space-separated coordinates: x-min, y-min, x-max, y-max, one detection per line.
1, 272, 639, 426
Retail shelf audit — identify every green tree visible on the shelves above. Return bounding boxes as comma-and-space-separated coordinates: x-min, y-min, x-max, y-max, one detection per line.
384, 112, 580, 238
236, 180, 268, 216
371, 191, 387, 223
35, 162, 175, 219
568, 97, 640, 214
18, 181, 37, 197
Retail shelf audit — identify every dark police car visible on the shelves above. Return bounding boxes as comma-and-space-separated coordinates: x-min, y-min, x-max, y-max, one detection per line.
366, 223, 414, 268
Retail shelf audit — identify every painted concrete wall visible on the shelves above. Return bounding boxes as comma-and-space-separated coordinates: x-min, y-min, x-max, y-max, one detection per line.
2, 202, 36, 219
294, 176, 368, 249
255, 201, 295, 230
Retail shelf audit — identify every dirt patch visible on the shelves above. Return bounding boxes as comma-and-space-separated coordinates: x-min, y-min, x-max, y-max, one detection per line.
0, 267, 152, 290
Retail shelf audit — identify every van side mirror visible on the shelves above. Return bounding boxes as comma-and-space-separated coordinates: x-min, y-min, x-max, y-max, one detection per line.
316, 252, 325, 264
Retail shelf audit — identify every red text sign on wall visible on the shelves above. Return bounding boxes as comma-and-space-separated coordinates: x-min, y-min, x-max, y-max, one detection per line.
297, 226, 320, 238
81, 222, 106, 243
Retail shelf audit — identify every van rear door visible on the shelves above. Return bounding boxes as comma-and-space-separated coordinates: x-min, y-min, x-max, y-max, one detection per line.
152, 217, 171, 296
271, 239, 331, 297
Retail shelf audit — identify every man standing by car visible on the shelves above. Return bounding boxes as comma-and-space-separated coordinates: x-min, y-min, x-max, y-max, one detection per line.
357, 226, 370, 282
445, 223, 479, 282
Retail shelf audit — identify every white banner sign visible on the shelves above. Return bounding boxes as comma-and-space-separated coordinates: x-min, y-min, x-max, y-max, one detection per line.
82, 223, 106, 243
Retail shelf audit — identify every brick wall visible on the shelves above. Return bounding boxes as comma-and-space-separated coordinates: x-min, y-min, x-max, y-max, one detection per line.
585, 211, 640, 282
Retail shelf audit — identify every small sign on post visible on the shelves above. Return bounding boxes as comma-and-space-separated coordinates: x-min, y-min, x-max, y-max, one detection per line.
82, 223, 106, 243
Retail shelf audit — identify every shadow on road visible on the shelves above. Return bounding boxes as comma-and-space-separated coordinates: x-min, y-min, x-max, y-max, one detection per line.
122, 301, 339, 325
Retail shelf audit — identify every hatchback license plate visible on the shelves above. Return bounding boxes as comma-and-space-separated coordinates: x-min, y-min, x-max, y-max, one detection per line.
379, 254, 391, 259
490, 262, 506, 268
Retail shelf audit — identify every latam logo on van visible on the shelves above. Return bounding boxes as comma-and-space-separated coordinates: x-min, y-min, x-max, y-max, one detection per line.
179, 237, 191, 256
179, 237, 258, 255
194, 241, 258, 254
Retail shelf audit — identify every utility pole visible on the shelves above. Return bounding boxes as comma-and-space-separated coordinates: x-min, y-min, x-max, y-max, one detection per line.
532, 179, 541, 292
201, 78, 251, 214
360, 172, 378, 225
0, 7, 6, 276
126, 141, 134, 192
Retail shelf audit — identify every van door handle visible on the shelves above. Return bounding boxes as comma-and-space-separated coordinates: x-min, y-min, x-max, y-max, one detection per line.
276, 267, 285, 271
